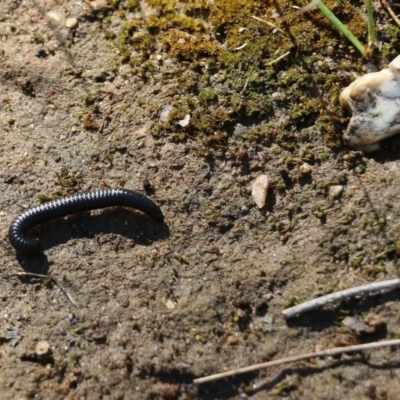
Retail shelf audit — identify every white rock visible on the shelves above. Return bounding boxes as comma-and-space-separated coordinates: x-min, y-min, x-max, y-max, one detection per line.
329, 185, 343, 199
165, 298, 176, 310
178, 114, 190, 127
251, 174, 269, 208
159, 105, 173, 122
46, 11, 64, 25
340, 55, 400, 152
299, 162, 312, 174
36, 340, 50, 356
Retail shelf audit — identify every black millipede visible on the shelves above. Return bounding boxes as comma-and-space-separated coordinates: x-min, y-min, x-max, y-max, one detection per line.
8, 188, 164, 254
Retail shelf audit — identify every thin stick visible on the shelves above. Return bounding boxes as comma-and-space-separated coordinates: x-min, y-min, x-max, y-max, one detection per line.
240, 78, 249, 95
290, 0, 320, 15
193, 339, 400, 384
234, 42, 248, 51
283, 279, 400, 319
266, 51, 290, 66
251, 16, 285, 34
381, 0, 400, 28
366, 0, 376, 50
12, 272, 79, 309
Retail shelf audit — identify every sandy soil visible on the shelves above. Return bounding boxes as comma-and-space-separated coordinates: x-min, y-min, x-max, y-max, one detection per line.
1, 1, 400, 399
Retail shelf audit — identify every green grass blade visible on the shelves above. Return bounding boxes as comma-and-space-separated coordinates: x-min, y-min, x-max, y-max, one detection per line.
316, 1, 365, 56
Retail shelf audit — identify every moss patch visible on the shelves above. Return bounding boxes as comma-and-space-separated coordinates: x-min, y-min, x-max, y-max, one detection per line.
99, 0, 400, 153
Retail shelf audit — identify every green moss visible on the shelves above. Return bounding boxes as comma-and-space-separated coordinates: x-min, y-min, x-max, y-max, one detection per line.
125, 0, 139, 10
33, 34, 45, 44
289, 98, 320, 123
146, 0, 178, 13
381, 24, 400, 59
320, 153, 329, 162
172, 15, 205, 32
123, 20, 140, 34
71, 354, 82, 366
104, 30, 117, 40
101, 0, 400, 151
163, 31, 220, 59
198, 90, 217, 105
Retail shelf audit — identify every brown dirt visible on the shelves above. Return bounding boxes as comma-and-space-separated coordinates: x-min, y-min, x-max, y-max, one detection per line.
1, 1, 400, 399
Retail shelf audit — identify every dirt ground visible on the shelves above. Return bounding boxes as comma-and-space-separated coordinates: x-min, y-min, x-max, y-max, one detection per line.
1, 0, 400, 399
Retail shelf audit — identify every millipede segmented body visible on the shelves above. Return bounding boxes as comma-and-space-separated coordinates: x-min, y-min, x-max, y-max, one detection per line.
8, 188, 164, 254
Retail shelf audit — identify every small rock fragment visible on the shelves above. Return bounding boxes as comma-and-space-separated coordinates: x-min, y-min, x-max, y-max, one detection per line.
178, 114, 190, 127
65, 17, 78, 28
364, 312, 386, 333
262, 316, 274, 333
342, 316, 369, 334
227, 336, 239, 345
299, 162, 312, 175
251, 174, 269, 208
315, 343, 324, 352
132, 31, 145, 42
340, 55, 400, 152
326, 45, 334, 56
159, 105, 173, 122
46, 11, 64, 25
36, 340, 51, 357
329, 185, 343, 199
165, 298, 176, 310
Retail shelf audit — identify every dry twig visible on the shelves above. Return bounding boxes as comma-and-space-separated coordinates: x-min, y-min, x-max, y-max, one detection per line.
251, 16, 285, 34
381, 0, 400, 28
193, 339, 400, 384
12, 272, 78, 308
283, 279, 400, 319
266, 51, 291, 66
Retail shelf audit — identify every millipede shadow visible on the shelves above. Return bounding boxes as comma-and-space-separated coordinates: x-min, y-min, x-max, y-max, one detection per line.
15, 208, 170, 274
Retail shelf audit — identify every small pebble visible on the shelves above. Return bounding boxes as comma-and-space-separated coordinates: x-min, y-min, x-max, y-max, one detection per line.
163, 58, 176, 67
251, 174, 269, 208
342, 316, 369, 333
329, 185, 343, 199
227, 336, 239, 346
364, 312, 386, 332
178, 114, 190, 127
65, 17, 77, 28
300, 162, 312, 174
36, 340, 50, 356
132, 31, 145, 41
165, 298, 176, 310
47, 11, 63, 24
262, 316, 274, 333
326, 45, 334, 56
236, 308, 246, 318
315, 344, 324, 352
160, 105, 173, 122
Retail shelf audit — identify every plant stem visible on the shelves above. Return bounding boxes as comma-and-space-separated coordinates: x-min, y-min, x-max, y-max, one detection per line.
366, 0, 376, 51
316, 1, 365, 56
